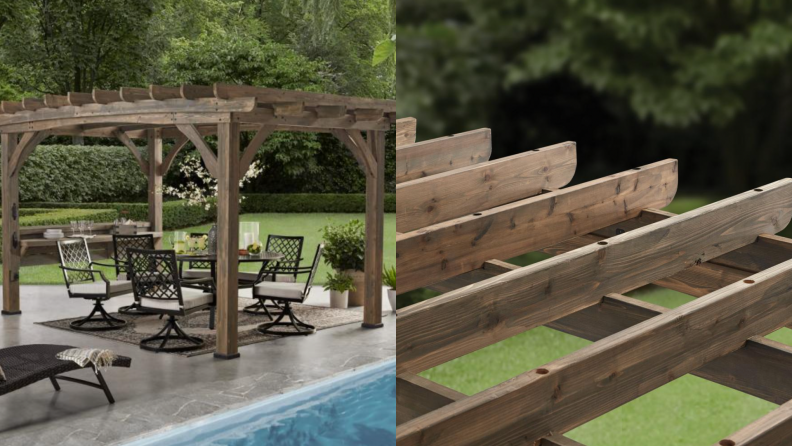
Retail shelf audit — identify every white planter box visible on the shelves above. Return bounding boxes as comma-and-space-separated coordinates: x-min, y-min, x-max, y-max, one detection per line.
388, 288, 397, 314
330, 290, 349, 309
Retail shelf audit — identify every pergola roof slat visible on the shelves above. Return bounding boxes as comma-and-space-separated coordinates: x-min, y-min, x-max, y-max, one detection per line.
149, 85, 182, 100
22, 98, 46, 111
0, 101, 23, 114
120, 87, 152, 102
92, 88, 123, 104
67, 92, 94, 106
44, 94, 70, 108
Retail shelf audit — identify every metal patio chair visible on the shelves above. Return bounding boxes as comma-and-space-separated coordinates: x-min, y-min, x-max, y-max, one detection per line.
57, 238, 130, 331
110, 234, 155, 315
242, 234, 304, 316
254, 243, 323, 336
128, 248, 214, 352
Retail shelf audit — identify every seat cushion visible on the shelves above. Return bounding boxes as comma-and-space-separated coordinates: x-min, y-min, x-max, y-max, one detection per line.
253, 282, 305, 301
140, 288, 213, 312
182, 268, 212, 279
70, 280, 132, 297
238, 272, 296, 283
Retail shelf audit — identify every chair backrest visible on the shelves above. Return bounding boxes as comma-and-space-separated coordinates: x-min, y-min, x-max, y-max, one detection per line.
113, 234, 155, 276
127, 248, 185, 310
57, 238, 94, 285
265, 235, 304, 275
187, 232, 211, 269
302, 243, 325, 297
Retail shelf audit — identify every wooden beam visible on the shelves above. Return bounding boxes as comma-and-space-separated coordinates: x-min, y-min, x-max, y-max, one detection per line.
160, 135, 190, 176
237, 125, 274, 178
149, 85, 182, 100
214, 121, 241, 359
716, 399, 792, 446
315, 105, 347, 118
396, 179, 792, 376
180, 84, 215, 99
348, 130, 377, 177
234, 107, 391, 131
397, 160, 679, 293
67, 92, 94, 106
0, 101, 23, 114
213, 83, 396, 112
92, 88, 122, 104
396, 117, 417, 147
147, 129, 163, 248
175, 124, 220, 178
1, 133, 20, 315
120, 87, 151, 102
396, 128, 491, 184
114, 130, 150, 175
363, 130, 386, 328
9, 131, 50, 176
44, 94, 70, 108
397, 257, 792, 445
272, 102, 305, 117
396, 141, 577, 232
22, 98, 46, 111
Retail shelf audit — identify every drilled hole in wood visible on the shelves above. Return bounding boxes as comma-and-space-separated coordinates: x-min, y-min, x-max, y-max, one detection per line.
719, 440, 736, 446
754, 188, 763, 192
473, 213, 482, 216
633, 167, 641, 170
536, 368, 549, 375
744, 280, 755, 284
598, 241, 608, 246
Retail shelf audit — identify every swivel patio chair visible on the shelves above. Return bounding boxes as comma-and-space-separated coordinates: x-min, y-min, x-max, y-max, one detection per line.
110, 234, 155, 315
242, 234, 304, 316
128, 248, 214, 352
179, 232, 212, 281
57, 239, 131, 331
254, 243, 323, 336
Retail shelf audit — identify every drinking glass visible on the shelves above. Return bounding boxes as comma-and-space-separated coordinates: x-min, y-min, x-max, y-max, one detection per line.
87, 220, 94, 236
70, 221, 78, 236
78, 221, 86, 236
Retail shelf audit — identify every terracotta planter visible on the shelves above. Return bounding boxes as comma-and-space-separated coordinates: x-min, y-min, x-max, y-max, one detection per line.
388, 288, 397, 314
343, 269, 366, 306
329, 290, 349, 309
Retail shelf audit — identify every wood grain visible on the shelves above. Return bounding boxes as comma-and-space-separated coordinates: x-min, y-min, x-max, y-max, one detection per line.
396, 179, 792, 376
147, 129, 163, 248
176, 123, 219, 178
397, 256, 792, 445
2, 133, 20, 314
396, 117, 417, 147
397, 160, 679, 293
716, 399, 792, 446
396, 141, 577, 232
396, 128, 491, 184
363, 130, 386, 328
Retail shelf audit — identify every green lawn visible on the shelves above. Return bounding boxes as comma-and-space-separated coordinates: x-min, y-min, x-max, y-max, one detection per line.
414, 196, 792, 446
9, 213, 395, 286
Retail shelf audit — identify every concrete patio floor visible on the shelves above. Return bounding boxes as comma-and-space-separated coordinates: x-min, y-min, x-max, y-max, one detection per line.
0, 285, 396, 445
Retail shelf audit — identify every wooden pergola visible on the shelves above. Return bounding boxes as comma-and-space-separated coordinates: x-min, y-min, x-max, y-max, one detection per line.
0, 83, 395, 359
396, 117, 792, 445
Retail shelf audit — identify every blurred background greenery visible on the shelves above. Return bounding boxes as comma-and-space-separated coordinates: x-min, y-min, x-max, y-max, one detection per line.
398, 1, 792, 444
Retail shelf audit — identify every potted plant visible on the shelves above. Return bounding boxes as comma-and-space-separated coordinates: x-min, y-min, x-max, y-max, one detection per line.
324, 271, 357, 309
383, 265, 396, 314
320, 220, 366, 306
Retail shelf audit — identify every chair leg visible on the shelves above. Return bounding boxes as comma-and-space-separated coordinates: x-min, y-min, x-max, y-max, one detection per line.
70, 299, 127, 331
140, 315, 205, 353
50, 376, 61, 391
257, 301, 315, 336
243, 298, 279, 319
118, 302, 156, 316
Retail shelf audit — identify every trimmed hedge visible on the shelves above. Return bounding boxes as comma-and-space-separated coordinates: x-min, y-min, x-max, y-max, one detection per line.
18, 208, 119, 226
242, 193, 396, 213
24, 193, 395, 229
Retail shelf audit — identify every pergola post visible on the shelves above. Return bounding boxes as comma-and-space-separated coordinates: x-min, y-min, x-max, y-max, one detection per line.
363, 130, 385, 328
147, 129, 163, 247
215, 121, 241, 359
1, 133, 20, 315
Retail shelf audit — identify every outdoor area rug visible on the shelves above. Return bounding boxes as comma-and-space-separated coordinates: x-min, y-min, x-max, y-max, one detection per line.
37, 300, 365, 357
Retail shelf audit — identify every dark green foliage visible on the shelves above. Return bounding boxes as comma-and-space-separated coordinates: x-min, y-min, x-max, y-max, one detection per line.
20, 201, 210, 230
242, 194, 395, 214
12, 145, 147, 203
320, 219, 365, 271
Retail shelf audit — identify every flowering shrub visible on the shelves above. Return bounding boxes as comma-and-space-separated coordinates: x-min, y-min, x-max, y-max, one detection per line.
163, 155, 263, 211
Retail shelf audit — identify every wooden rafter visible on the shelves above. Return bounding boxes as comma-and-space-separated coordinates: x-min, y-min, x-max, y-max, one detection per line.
717, 399, 792, 446
175, 124, 219, 178
397, 159, 679, 293
238, 125, 274, 178
396, 117, 417, 147
396, 141, 577, 232
114, 129, 150, 175
396, 128, 491, 183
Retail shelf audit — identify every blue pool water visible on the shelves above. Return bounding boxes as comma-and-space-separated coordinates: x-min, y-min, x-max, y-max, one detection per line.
125, 359, 395, 446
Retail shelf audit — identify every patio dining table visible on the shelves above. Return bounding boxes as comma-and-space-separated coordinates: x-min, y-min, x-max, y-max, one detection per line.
175, 251, 284, 330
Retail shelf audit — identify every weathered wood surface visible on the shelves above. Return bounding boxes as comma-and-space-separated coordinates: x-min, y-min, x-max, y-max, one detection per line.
397, 373, 465, 425
716, 399, 792, 446
396, 117, 417, 147
114, 130, 150, 175
214, 122, 241, 359
396, 142, 577, 232
397, 257, 792, 445
425, 259, 792, 405
2, 133, 20, 314
396, 128, 492, 184
147, 129, 163, 248
397, 160, 679, 293
363, 130, 386, 328
213, 83, 395, 113
396, 179, 792, 376
176, 124, 219, 178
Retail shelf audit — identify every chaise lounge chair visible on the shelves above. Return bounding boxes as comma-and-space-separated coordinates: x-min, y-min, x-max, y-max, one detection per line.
0, 344, 131, 404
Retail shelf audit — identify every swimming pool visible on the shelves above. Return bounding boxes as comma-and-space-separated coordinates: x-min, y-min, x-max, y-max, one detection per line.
125, 358, 395, 446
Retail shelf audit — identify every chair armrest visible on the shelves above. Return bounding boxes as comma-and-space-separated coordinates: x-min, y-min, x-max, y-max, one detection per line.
59, 266, 109, 283
90, 260, 118, 269
181, 277, 215, 292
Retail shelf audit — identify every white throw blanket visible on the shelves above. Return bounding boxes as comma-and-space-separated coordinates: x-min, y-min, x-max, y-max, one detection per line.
0, 365, 5, 381
56, 348, 117, 372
